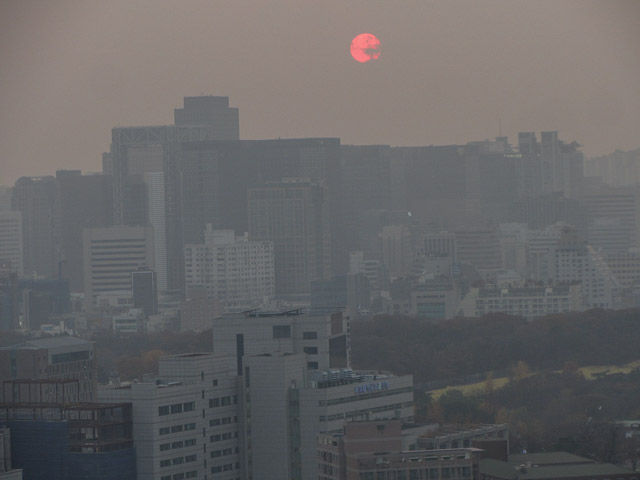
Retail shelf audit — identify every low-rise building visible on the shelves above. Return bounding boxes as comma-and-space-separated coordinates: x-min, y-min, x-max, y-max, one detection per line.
458, 285, 582, 320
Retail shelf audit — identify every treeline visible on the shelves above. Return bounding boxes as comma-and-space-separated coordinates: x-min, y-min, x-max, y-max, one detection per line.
350, 309, 640, 383
416, 369, 640, 463
93, 330, 212, 382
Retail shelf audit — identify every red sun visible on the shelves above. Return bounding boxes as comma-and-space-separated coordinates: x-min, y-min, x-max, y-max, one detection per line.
350, 33, 381, 63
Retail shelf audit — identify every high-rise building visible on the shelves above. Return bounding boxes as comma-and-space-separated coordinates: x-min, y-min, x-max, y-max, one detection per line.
0, 212, 23, 276
248, 181, 331, 296
110, 96, 240, 291
82, 226, 155, 311
98, 353, 240, 480
12, 177, 58, 278
0, 265, 19, 331
184, 227, 274, 309
55, 170, 113, 292
131, 267, 158, 318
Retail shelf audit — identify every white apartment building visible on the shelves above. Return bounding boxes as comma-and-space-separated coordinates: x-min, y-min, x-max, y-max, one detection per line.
548, 245, 620, 309
184, 226, 274, 309
458, 284, 583, 320
0, 211, 23, 275
98, 353, 240, 480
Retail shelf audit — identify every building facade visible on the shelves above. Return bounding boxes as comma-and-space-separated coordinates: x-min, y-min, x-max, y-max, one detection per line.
82, 226, 155, 311
184, 227, 274, 309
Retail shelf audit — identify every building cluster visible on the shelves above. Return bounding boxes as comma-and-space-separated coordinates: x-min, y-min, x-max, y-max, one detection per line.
2, 309, 639, 479
1, 95, 640, 334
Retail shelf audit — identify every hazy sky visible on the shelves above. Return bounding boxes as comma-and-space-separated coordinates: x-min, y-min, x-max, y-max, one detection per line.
1, 0, 639, 184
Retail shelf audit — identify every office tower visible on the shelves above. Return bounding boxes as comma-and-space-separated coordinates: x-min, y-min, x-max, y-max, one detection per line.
248, 181, 330, 296
381, 224, 412, 278
98, 353, 240, 480
143, 172, 167, 291
122, 175, 148, 226
111, 96, 239, 291
0, 187, 13, 211
132, 267, 158, 318
174, 95, 240, 135
453, 226, 503, 271
177, 137, 344, 277
11, 176, 58, 278
0, 265, 19, 330
340, 145, 393, 254
583, 184, 640, 254
0, 336, 97, 402
0, 211, 23, 276
184, 227, 275, 309
19, 278, 71, 330
82, 226, 155, 311
423, 232, 457, 266
55, 170, 113, 292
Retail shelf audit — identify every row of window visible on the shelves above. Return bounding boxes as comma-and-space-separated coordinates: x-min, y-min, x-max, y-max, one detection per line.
159, 438, 197, 451
159, 402, 196, 416
159, 423, 197, 435
210, 431, 238, 442
211, 446, 239, 458
209, 395, 237, 407
160, 470, 197, 480
359, 465, 472, 480
210, 416, 238, 426
211, 463, 239, 473
159, 454, 197, 468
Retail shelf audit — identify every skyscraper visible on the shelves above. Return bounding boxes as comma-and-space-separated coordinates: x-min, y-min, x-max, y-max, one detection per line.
55, 170, 113, 291
12, 176, 58, 278
248, 180, 330, 296
110, 96, 240, 291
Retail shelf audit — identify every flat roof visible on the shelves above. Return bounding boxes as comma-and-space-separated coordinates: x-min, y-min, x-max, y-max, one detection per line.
25, 336, 93, 348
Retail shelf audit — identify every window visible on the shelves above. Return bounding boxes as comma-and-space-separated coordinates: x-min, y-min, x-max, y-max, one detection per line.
308, 362, 319, 370
303, 346, 318, 354
171, 425, 183, 433
185, 455, 197, 463
273, 325, 291, 338
185, 471, 197, 478
159, 427, 170, 435
173, 474, 184, 480
171, 403, 183, 414
183, 401, 195, 412
160, 443, 170, 451
210, 419, 220, 426
221, 396, 231, 406
158, 406, 170, 416
160, 460, 171, 468
184, 423, 196, 431
185, 439, 196, 447
210, 398, 220, 408
172, 441, 183, 449
303, 331, 318, 340
172, 457, 184, 465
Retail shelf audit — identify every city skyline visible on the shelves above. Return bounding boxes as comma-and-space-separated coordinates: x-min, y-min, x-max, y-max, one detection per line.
1, 0, 639, 184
